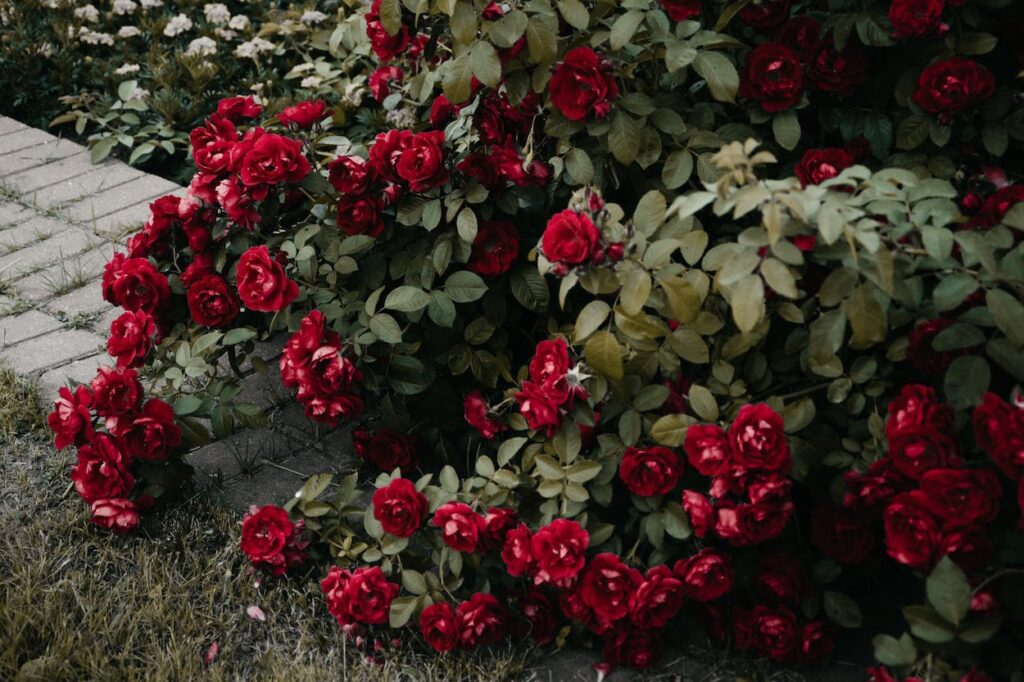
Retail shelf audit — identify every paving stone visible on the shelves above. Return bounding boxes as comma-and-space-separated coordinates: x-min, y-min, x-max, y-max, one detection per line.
0, 227, 97, 280
91, 306, 121, 335
232, 367, 289, 410
14, 241, 116, 302
65, 174, 182, 224
0, 328, 104, 374
37, 352, 108, 397
186, 427, 296, 482
0, 117, 28, 136
0, 215, 66, 253
0, 201, 33, 228
0, 310, 62, 347
4, 154, 133, 195
46, 277, 108, 316
0, 127, 55, 156
29, 163, 144, 211
89, 201, 156, 238
0, 140, 84, 178
267, 400, 342, 447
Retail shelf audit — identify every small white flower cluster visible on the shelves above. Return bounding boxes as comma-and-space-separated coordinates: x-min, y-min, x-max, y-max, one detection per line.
112, 0, 137, 16
115, 63, 141, 75
185, 36, 218, 57
73, 4, 99, 22
78, 27, 114, 45
140, 0, 164, 8
300, 10, 328, 25
122, 83, 150, 101
228, 14, 250, 31
203, 3, 231, 25
386, 107, 418, 130
234, 36, 274, 59
163, 13, 192, 37
118, 26, 141, 38
301, 75, 323, 88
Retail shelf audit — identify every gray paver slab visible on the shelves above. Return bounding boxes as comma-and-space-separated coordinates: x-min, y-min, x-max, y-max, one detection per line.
30, 162, 144, 210
38, 352, 108, 397
0, 117, 27, 136
14, 241, 116, 302
65, 174, 181, 223
89, 201, 155, 238
0, 310, 62, 347
0, 127, 55, 156
0, 202, 33, 228
0, 215, 67, 253
0, 227, 97, 280
45, 278, 107, 316
0, 141, 84, 178
0, 328, 104, 374
4, 153, 107, 194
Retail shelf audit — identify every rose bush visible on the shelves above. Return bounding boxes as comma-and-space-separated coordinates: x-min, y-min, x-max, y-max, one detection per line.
45, 0, 1024, 676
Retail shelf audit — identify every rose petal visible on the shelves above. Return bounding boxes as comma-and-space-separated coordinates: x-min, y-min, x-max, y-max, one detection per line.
246, 605, 266, 621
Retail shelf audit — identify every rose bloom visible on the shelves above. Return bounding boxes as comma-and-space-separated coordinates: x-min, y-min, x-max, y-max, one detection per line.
432, 502, 483, 553
530, 518, 589, 585
336, 194, 385, 238
238, 132, 312, 190
353, 427, 419, 472
477, 507, 518, 551
805, 41, 868, 96
799, 621, 835, 662
49, 385, 94, 449
888, 426, 959, 479
728, 403, 790, 473
659, 0, 700, 21
886, 383, 954, 438
419, 602, 459, 652
368, 129, 411, 184
502, 523, 535, 577
681, 490, 713, 537
715, 499, 793, 546
90, 498, 140, 534
514, 381, 564, 436
602, 628, 663, 670
528, 338, 571, 384
907, 318, 963, 376
235, 245, 300, 312
541, 210, 602, 267
369, 65, 404, 103
187, 274, 239, 327
102, 254, 170, 313
456, 592, 507, 649
366, 0, 410, 60
327, 155, 372, 195
217, 95, 262, 122
809, 505, 875, 564
240, 504, 306, 576
579, 553, 643, 628
514, 590, 559, 646
919, 467, 1001, 527
109, 398, 182, 462
372, 478, 428, 538
739, 43, 804, 113
941, 524, 993, 573
107, 310, 156, 368
973, 392, 1024, 479
912, 58, 995, 122
795, 148, 854, 187
216, 176, 260, 230
395, 131, 448, 192
776, 17, 824, 60
463, 391, 503, 439
752, 552, 808, 604
748, 605, 799, 661
674, 548, 733, 601
468, 221, 520, 277
684, 423, 731, 476
739, 0, 791, 28
549, 46, 619, 121
278, 100, 329, 129
883, 492, 942, 569
190, 115, 237, 175
889, 0, 945, 41
629, 565, 685, 629
91, 366, 143, 413
71, 434, 134, 503
345, 566, 401, 624
619, 446, 683, 497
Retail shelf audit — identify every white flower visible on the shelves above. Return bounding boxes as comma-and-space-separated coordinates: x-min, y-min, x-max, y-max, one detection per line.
228, 14, 250, 31
117, 25, 141, 38
122, 85, 150, 101
234, 36, 274, 59
203, 3, 230, 25
74, 4, 99, 22
140, 0, 163, 8
300, 10, 328, 25
112, 0, 138, 15
115, 62, 141, 75
385, 107, 417, 130
300, 75, 323, 88
38, 43, 55, 58
214, 28, 237, 40
78, 29, 114, 45
185, 36, 217, 57
163, 13, 193, 37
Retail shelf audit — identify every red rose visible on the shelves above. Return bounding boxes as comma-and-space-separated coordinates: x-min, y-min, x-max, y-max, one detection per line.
795, 148, 854, 187
541, 210, 602, 267
345, 566, 401, 624
456, 592, 507, 649
419, 602, 459, 652
432, 502, 483, 553
235, 245, 300, 312
49, 385, 93, 449
336, 194, 385, 237
889, 0, 946, 41
187, 274, 240, 327
684, 423, 732, 476
799, 621, 835, 662
748, 605, 799, 661
740, 43, 804, 113
806, 41, 868, 97
491, 144, 551, 187
372, 478, 428, 538
809, 505, 875, 564
110, 398, 182, 462
395, 131, 448, 192
216, 95, 262, 122
619, 446, 683, 497
530, 518, 589, 585
502, 523, 535, 577
629, 565, 684, 629
973, 393, 1024, 479
321, 566, 353, 625
884, 492, 942, 569
549, 47, 619, 122
776, 17, 824, 59
190, 115, 237, 175
941, 524, 992, 572
71, 434, 134, 503
602, 628, 663, 670
728, 403, 790, 473
912, 58, 995, 122
674, 548, 733, 601
888, 426, 959, 479
353, 427, 419, 472
515, 590, 559, 645
715, 499, 793, 546
463, 391, 504, 439
240, 504, 307, 576
237, 131, 311, 192
739, 0, 791, 28
366, 0, 411, 60
752, 552, 808, 603
480, 507, 519, 551
580, 553, 643, 628
102, 254, 170, 314
89, 497, 140, 534
659, 0, 700, 21
107, 310, 157, 368
328, 155, 372, 195
515, 381, 564, 436
368, 129, 411, 184
681, 490, 713, 537
907, 318, 964, 375
369, 65, 404, 103
468, 221, 520, 277
528, 338, 571, 385
280, 311, 364, 426
215, 176, 260, 230
886, 383, 954, 438
919, 467, 1001, 527
278, 100, 329, 129
89, 368, 143, 421
976, 185, 1024, 228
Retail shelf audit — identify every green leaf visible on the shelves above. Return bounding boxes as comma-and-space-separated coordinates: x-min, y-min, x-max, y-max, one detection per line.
926, 557, 972, 626
487, 9, 527, 47
896, 115, 930, 150
378, 0, 403, 36
444, 271, 487, 303
772, 110, 800, 151
633, 190, 667, 234
662, 502, 692, 539
943, 355, 990, 409
385, 286, 432, 312
693, 51, 739, 103
958, 32, 998, 56
688, 384, 718, 421
574, 300, 611, 342
902, 605, 955, 643
662, 150, 694, 189
173, 395, 203, 416
470, 41, 502, 88
525, 13, 558, 64
620, 269, 652, 316
932, 274, 978, 312
90, 137, 116, 164
872, 633, 917, 667
565, 148, 594, 184
665, 41, 697, 72
222, 327, 257, 345
370, 313, 403, 343
987, 288, 1024, 346
456, 207, 478, 243
450, 1, 478, 44
389, 595, 420, 628
731, 274, 764, 333
557, 0, 589, 30
441, 52, 474, 103
650, 413, 690, 446
824, 591, 863, 628
510, 266, 550, 312
609, 111, 641, 165
584, 331, 623, 380
610, 10, 644, 50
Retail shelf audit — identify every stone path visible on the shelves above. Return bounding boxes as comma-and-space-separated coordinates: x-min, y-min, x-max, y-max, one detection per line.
0, 115, 356, 510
